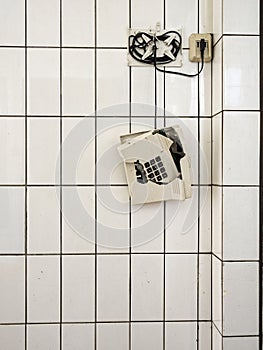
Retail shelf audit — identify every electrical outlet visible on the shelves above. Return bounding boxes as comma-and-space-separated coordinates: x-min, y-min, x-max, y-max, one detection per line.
189, 33, 212, 62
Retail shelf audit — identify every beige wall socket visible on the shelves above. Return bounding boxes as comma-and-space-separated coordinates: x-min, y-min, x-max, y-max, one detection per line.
189, 33, 212, 62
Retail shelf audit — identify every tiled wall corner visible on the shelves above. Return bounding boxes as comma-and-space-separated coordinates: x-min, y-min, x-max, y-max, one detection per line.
212, 0, 260, 348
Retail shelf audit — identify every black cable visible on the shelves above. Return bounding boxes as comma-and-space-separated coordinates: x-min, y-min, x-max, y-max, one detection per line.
128, 30, 182, 65
128, 30, 206, 78
153, 37, 205, 77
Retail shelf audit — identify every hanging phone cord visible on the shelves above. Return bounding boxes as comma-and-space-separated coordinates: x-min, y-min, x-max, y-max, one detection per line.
153, 37, 206, 77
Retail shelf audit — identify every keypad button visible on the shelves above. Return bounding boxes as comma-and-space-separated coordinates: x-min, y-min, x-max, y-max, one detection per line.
157, 175, 162, 181
154, 170, 160, 176
144, 162, 150, 168
162, 173, 168, 179
155, 156, 161, 162
149, 173, 154, 179
152, 165, 157, 171
150, 159, 155, 165
146, 167, 152, 173
160, 167, 165, 173
157, 162, 163, 168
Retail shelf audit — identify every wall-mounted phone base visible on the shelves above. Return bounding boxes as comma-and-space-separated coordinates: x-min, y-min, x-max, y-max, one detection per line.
127, 28, 183, 67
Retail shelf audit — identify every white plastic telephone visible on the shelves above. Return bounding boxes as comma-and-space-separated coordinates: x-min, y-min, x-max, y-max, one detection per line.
118, 125, 192, 204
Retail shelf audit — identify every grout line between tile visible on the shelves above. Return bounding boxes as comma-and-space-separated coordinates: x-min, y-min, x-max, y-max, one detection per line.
196, 0, 201, 350
259, 2, 263, 348
59, 0, 63, 348
0, 319, 213, 326
221, 37, 224, 343
0, 45, 198, 50
128, 2, 132, 349
0, 252, 214, 256
94, 0, 98, 348
24, 0, 28, 348
1, 183, 261, 188
163, 3, 166, 349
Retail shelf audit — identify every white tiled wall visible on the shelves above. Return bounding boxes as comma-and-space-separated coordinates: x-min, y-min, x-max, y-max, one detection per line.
212, 0, 260, 348
0, 0, 260, 349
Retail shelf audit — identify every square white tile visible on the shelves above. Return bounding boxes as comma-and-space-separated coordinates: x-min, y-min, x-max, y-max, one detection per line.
0, 187, 24, 253
62, 49, 94, 115
212, 256, 222, 333
27, 49, 60, 115
212, 113, 222, 185
212, 41, 222, 115
181, 118, 199, 184
130, 104, 158, 118
27, 0, 59, 45
199, 186, 211, 253
97, 0, 128, 47
0, 118, 24, 184
156, 72, 165, 111
0, 0, 25, 45
130, 118, 156, 134
199, 63, 212, 116
212, 186, 222, 259
200, 118, 211, 184
62, 255, 95, 322
0, 48, 24, 114
62, 324, 94, 350
28, 118, 60, 184
97, 104, 130, 117
223, 0, 259, 34
97, 117, 129, 185
97, 323, 129, 350
131, 254, 163, 321
165, 51, 198, 116
62, 118, 95, 185
199, 255, 211, 320
223, 112, 259, 185
132, 0, 163, 28
130, 118, 155, 131
27, 187, 60, 253
166, 0, 197, 48
27, 256, 60, 322
62, 0, 94, 46
0, 325, 25, 350
223, 36, 259, 110
212, 324, 222, 350
199, 322, 212, 350
97, 186, 129, 252
165, 322, 197, 350
199, 0, 213, 33
223, 337, 259, 350
0, 257, 24, 323
223, 187, 259, 260
62, 186, 95, 253
97, 255, 129, 321
27, 324, 60, 350
131, 68, 155, 108
223, 262, 259, 335
212, 0, 222, 43
97, 50, 129, 113
165, 188, 198, 253
131, 72, 164, 117
133, 232, 164, 253
165, 254, 197, 320
131, 322, 163, 350
131, 201, 164, 253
